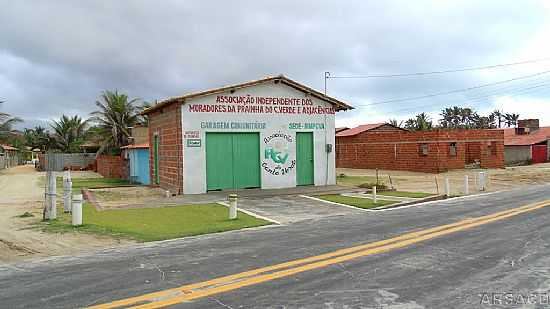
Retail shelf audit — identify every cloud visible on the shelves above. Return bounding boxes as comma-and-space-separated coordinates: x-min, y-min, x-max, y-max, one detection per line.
0, 0, 549, 130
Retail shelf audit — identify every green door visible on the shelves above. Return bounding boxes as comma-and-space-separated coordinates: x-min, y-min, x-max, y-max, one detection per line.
206, 133, 234, 190
296, 132, 314, 186
206, 133, 260, 190
232, 133, 261, 189
153, 135, 160, 184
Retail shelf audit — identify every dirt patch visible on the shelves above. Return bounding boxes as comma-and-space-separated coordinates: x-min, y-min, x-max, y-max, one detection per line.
337, 162, 550, 195
88, 186, 167, 209
0, 165, 134, 264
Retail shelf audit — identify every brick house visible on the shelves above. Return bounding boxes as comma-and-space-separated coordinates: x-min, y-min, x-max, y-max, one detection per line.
142, 75, 353, 195
336, 123, 504, 173
501, 119, 550, 165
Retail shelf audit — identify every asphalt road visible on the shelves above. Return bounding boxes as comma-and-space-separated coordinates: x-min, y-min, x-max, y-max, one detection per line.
1, 185, 550, 308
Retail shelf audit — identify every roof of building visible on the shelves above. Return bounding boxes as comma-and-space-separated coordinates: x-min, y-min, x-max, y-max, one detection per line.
502, 126, 550, 146
142, 75, 353, 115
335, 127, 349, 133
336, 123, 408, 137
121, 143, 150, 149
0, 144, 18, 151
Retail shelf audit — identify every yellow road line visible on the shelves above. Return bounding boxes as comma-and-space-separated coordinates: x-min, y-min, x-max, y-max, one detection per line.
87, 199, 550, 309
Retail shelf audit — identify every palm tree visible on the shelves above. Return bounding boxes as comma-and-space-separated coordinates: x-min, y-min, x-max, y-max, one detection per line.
387, 119, 403, 128
404, 113, 433, 131
0, 102, 22, 143
491, 110, 503, 128
439, 107, 453, 128
415, 113, 433, 131
90, 90, 141, 153
504, 113, 520, 128
24, 126, 53, 151
404, 118, 417, 131
51, 115, 88, 152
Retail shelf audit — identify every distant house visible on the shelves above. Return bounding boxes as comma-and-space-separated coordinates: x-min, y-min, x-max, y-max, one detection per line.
336, 123, 504, 173
501, 119, 550, 165
0, 144, 20, 169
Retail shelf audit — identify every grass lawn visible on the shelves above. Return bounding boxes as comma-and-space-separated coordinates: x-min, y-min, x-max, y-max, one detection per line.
43, 203, 270, 242
56, 177, 131, 192
317, 194, 397, 209
378, 191, 434, 198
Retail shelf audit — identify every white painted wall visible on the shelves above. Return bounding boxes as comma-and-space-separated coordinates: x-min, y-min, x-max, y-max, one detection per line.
181, 81, 336, 194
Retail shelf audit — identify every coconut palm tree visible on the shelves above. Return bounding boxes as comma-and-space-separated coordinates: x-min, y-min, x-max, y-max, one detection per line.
415, 112, 433, 131
90, 90, 141, 154
0, 102, 22, 143
23, 126, 53, 151
491, 110, 503, 128
387, 119, 403, 128
504, 113, 520, 128
50, 115, 88, 152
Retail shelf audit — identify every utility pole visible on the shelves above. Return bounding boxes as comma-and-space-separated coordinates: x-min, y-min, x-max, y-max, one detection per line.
324, 71, 331, 95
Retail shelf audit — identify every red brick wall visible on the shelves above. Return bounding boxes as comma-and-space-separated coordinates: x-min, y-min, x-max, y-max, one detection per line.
147, 102, 183, 195
96, 155, 128, 179
336, 129, 504, 173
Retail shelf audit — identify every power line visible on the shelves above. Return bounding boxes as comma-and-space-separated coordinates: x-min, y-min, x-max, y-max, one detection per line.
355, 69, 550, 107
327, 58, 550, 79
463, 74, 550, 98
373, 83, 550, 115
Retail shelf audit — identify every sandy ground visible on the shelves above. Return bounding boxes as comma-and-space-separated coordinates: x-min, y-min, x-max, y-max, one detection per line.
0, 165, 133, 264
337, 162, 550, 195
90, 186, 166, 209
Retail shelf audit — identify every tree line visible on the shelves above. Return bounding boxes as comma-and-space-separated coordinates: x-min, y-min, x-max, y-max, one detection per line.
0, 91, 150, 154
389, 106, 520, 131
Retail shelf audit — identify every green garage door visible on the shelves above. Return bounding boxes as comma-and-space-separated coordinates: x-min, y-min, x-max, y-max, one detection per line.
206, 133, 261, 190
296, 132, 314, 186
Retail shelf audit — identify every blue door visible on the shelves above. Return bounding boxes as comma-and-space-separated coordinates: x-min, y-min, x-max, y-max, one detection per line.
129, 148, 150, 184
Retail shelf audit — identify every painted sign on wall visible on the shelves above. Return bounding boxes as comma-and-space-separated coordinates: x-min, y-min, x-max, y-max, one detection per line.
262, 132, 296, 176
188, 95, 335, 115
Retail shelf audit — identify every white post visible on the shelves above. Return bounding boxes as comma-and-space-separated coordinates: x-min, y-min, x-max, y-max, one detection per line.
72, 194, 83, 226
372, 186, 377, 203
228, 194, 238, 220
478, 172, 486, 191
47, 171, 57, 219
464, 175, 469, 195
63, 171, 72, 213
44, 171, 51, 219
444, 177, 450, 197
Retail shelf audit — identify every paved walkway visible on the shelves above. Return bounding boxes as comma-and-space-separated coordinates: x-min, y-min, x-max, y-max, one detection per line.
342, 192, 419, 202
229, 195, 365, 224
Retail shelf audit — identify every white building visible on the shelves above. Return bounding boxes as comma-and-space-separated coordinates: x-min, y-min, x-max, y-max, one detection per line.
143, 75, 353, 195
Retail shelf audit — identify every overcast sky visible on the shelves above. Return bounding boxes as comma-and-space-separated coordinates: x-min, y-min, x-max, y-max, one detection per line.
1, 1, 550, 129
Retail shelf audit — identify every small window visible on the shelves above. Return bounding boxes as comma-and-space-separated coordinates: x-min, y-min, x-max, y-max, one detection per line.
449, 142, 457, 157
419, 143, 429, 156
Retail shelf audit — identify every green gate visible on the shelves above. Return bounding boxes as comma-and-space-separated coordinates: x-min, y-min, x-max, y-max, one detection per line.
206, 133, 261, 190
296, 132, 314, 186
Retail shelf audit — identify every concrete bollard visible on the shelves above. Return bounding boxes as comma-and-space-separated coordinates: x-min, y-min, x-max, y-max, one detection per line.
72, 194, 83, 226
63, 171, 72, 213
464, 175, 469, 195
444, 177, 450, 197
478, 172, 486, 191
228, 194, 238, 220
372, 186, 377, 203
47, 171, 57, 219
